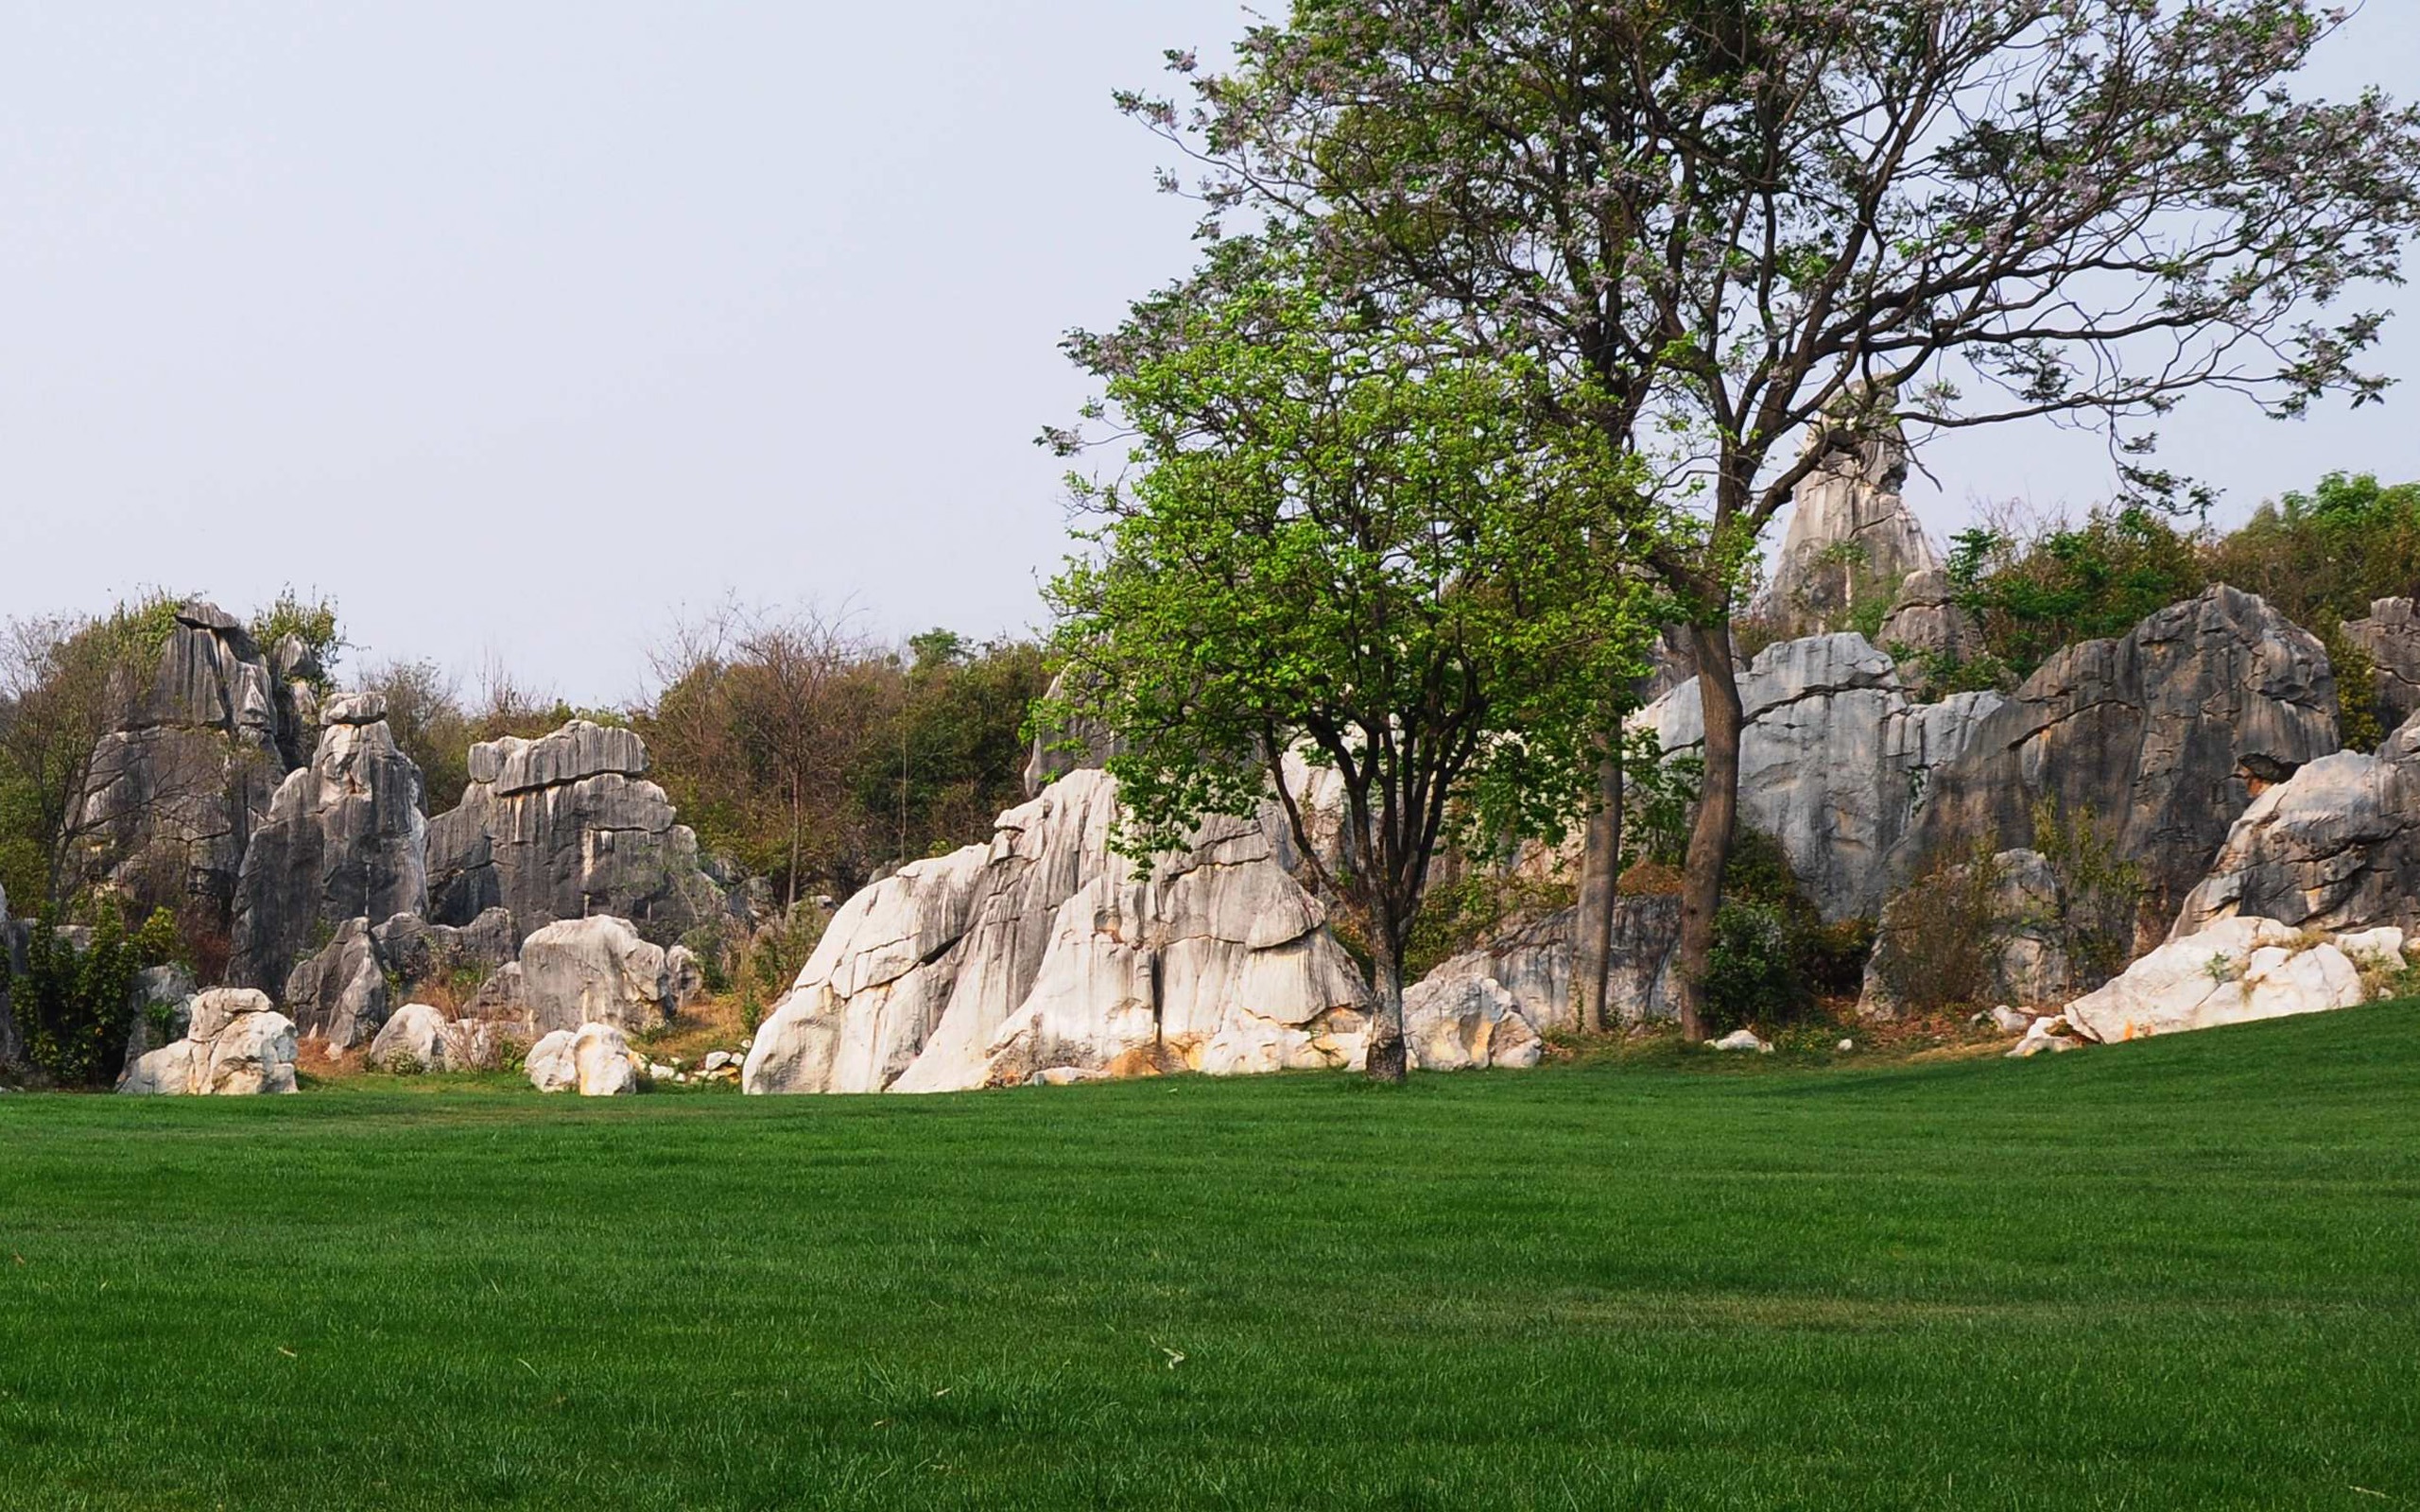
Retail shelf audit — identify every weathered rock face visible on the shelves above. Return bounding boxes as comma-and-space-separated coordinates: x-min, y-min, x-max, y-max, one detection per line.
117, 988, 299, 1095
1021, 671, 1124, 798
1408, 897, 1682, 1033
1876, 567, 1984, 691
2342, 597, 2420, 734
1402, 973, 1545, 1071
425, 721, 720, 941
1642, 634, 2004, 920
1899, 586, 2339, 935
1857, 849, 2073, 1019
2060, 916, 2389, 1043
229, 694, 428, 991
1760, 412, 1938, 636
81, 603, 302, 910
366, 1002, 497, 1074
527, 1022, 643, 1095
744, 768, 1373, 1094
278, 906, 519, 1048
2172, 713, 2420, 938
517, 915, 672, 1035
282, 917, 389, 1050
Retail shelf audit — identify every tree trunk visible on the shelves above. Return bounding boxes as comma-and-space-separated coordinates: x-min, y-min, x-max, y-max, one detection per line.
786, 774, 802, 916
1365, 943, 1409, 1084
1571, 736, 1625, 1034
1673, 619, 1743, 1042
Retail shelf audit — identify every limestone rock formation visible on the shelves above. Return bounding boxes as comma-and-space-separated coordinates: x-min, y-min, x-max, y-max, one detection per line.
2172, 713, 2420, 938
1857, 850, 2073, 1019
1875, 567, 1984, 691
1408, 897, 1683, 1032
1401, 973, 1545, 1071
117, 988, 299, 1095
1641, 633, 2004, 919
527, 1022, 644, 1095
80, 602, 302, 910
2059, 917, 2389, 1043
366, 1002, 497, 1074
280, 907, 518, 1049
1760, 409, 1938, 636
1899, 586, 2339, 934
517, 915, 672, 1035
743, 768, 1372, 1095
371, 908, 519, 992
230, 693, 428, 991
2342, 597, 2420, 733
282, 917, 389, 1049
425, 720, 720, 940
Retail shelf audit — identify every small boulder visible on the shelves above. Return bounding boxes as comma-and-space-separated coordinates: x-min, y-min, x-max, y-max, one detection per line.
527, 1022, 644, 1095
2008, 1016, 2083, 1058
367, 1003, 456, 1074
1403, 973, 1545, 1072
1710, 1028, 1774, 1054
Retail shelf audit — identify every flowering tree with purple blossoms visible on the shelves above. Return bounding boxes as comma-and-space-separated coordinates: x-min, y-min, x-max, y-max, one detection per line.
1123, 0, 2420, 1038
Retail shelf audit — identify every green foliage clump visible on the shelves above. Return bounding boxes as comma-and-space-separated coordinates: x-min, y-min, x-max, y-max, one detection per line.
9, 902, 181, 1089
1872, 840, 2014, 1016
249, 588, 345, 690
1946, 506, 2205, 682
2203, 472, 2420, 631
1700, 829, 1872, 1036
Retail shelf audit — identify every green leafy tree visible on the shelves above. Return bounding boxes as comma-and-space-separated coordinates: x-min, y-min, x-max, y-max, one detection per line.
1047, 244, 1660, 1080
9, 901, 181, 1089
1130, 0, 2420, 1038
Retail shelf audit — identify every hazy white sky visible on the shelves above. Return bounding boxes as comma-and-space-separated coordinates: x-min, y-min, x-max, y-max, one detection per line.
2, 3, 2414, 704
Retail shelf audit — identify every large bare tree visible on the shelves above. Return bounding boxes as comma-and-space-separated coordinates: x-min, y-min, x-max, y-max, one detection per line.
1130, 0, 2420, 1035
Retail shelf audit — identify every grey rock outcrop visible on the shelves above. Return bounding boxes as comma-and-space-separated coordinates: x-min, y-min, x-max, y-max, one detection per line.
2342, 597, 2420, 734
1875, 567, 1984, 691
1021, 670, 1123, 797
117, 988, 299, 1095
744, 768, 1372, 1094
1760, 408, 1938, 636
1402, 974, 1544, 1071
229, 694, 428, 991
80, 602, 302, 910
366, 1002, 498, 1074
1641, 634, 2005, 920
279, 906, 519, 1049
425, 720, 720, 941
1899, 586, 2340, 934
119, 964, 199, 1078
282, 918, 389, 1049
2172, 713, 2420, 938
517, 915, 672, 1035
1407, 897, 1683, 1032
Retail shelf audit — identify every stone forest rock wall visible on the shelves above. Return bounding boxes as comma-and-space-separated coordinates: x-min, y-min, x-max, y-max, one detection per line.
1639, 633, 2004, 920
424, 721, 720, 941
744, 768, 1373, 1094
1897, 585, 2340, 935
80, 602, 314, 911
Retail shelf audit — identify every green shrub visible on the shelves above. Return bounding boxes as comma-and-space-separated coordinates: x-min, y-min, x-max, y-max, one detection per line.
1402, 868, 1575, 983
1946, 506, 2206, 682
10, 902, 179, 1089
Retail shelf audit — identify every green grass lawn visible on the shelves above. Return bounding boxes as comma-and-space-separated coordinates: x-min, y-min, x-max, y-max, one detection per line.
3, 1008, 2417, 1511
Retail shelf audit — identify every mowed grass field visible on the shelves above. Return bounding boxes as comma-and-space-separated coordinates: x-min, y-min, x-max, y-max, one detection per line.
3, 1009, 2417, 1511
